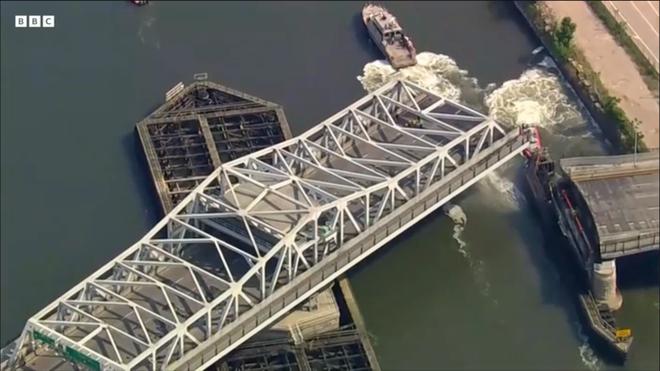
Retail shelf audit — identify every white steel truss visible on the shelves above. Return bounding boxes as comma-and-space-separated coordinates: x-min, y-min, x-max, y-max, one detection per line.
10, 79, 530, 371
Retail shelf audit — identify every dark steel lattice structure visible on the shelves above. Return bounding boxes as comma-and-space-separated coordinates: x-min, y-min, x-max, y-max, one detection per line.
137, 81, 292, 211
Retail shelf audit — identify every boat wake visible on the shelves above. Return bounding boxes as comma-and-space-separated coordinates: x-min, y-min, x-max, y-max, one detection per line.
357, 51, 585, 131
442, 203, 469, 257
446, 205, 469, 257
442, 203, 495, 303
444, 202, 467, 225
138, 16, 160, 49
479, 168, 524, 210
358, 52, 471, 101
357, 51, 590, 211
485, 69, 583, 130
576, 322, 602, 371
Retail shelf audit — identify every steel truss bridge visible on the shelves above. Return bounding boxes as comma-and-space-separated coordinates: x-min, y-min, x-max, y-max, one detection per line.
7, 79, 531, 371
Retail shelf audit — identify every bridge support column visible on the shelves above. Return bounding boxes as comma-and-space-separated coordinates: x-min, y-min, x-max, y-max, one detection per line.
591, 260, 622, 311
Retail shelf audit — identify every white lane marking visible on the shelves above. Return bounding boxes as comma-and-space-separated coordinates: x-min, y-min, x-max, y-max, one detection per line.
607, 1, 660, 64
648, 1, 660, 17
631, 1, 659, 36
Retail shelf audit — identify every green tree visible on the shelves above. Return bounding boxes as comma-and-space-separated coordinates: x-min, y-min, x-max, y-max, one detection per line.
553, 17, 577, 59
556, 17, 576, 45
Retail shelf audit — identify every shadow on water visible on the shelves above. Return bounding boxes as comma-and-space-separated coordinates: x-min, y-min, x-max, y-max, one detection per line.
487, 1, 538, 39
347, 215, 433, 278
348, 192, 470, 278
510, 166, 598, 353
350, 13, 383, 63
122, 130, 163, 225
487, 0, 520, 20
486, 2, 547, 65
122, 101, 173, 224
617, 251, 660, 290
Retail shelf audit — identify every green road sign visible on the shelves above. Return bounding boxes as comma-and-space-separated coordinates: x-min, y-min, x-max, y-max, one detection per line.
32, 330, 55, 347
64, 346, 101, 371
32, 330, 101, 370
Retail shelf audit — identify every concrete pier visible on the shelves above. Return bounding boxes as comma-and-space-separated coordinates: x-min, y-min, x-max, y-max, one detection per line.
592, 260, 622, 311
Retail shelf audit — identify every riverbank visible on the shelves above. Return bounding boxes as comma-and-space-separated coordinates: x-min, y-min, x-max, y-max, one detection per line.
514, 1, 658, 152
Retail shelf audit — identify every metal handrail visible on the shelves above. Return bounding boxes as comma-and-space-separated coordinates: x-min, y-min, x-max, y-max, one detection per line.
583, 293, 617, 336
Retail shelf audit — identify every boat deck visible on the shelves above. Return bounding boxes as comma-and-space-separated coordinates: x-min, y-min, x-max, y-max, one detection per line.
362, 4, 416, 69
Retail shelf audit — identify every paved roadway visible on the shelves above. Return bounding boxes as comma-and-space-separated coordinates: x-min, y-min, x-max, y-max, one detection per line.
604, 1, 660, 71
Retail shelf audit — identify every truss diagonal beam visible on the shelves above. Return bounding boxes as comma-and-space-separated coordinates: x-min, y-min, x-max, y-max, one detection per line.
14, 78, 531, 371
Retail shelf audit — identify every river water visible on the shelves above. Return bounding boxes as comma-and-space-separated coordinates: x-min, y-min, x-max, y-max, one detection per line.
1, 2, 657, 370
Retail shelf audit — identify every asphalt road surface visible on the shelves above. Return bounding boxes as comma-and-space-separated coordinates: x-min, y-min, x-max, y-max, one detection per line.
605, 1, 660, 70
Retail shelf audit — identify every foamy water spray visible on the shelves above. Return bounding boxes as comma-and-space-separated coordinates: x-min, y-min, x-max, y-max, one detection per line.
479, 168, 524, 210
358, 53, 591, 210
358, 52, 469, 101
442, 203, 493, 301
358, 52, 585, 131
576, 322, 602, 371
485, 69, 582, 128
443, 203, 468, 257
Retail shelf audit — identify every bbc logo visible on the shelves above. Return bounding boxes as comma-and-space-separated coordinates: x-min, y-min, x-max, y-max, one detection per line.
15, 15, 55, 28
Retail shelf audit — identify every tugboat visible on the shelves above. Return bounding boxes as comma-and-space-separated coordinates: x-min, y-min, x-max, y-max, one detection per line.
522, 126, 556, 226
362, 4, 417, 69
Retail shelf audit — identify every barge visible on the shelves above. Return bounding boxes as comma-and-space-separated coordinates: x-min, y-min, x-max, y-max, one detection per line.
522, 132, 633, 362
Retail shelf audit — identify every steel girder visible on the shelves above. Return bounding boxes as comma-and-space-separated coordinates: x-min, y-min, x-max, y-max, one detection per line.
12, 79, 520, 371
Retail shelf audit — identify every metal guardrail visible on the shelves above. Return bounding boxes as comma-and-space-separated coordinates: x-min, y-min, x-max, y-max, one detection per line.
560, 152, 659, 167
560, 152, 660, 181
579, 293, 632, 356
583, 293, 617, 336
559, 151, 660, 167
176, 132, 528, 370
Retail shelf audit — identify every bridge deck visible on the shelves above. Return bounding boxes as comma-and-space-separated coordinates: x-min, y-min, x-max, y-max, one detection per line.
560, 152, 660, 260
7, 79, 530, 371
